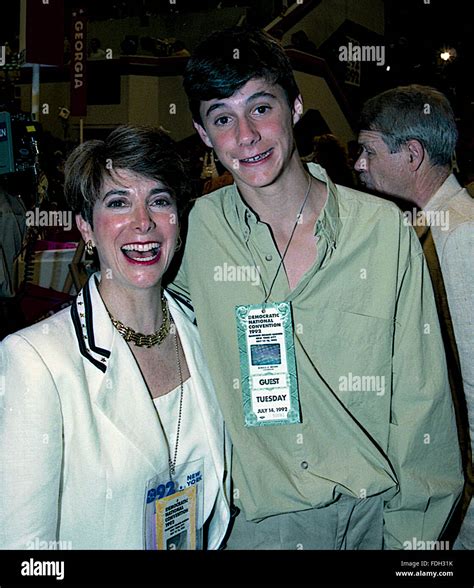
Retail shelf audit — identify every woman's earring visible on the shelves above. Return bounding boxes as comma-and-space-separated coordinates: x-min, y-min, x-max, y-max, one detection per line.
175, 235, 183, 252
85, 240, 95, 255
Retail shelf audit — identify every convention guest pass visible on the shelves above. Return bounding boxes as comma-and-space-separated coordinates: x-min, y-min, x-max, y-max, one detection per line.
235, 302, 300, 426
144, 459, 204, 550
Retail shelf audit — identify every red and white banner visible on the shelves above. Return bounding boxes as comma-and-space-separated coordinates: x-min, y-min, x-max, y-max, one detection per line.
70, 7, 87, 117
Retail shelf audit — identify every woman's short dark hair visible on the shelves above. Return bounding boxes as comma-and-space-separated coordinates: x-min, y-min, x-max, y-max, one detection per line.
183, 26, 301, 126
64, 125, 192, 226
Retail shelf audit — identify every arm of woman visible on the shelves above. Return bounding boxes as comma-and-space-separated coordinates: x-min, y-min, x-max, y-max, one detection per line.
0, 334, 63, 549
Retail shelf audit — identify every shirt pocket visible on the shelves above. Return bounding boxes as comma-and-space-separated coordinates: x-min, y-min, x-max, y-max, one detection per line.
317, 308, 393, 420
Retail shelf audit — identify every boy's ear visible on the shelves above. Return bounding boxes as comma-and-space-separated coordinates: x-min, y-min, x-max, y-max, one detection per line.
76, 213, 94, 245
292, 94, 304, 125
193, 121, 213, 148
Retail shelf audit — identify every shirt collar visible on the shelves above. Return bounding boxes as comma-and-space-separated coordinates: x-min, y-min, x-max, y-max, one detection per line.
232, 162, 341, 246
424, 173, 463, 214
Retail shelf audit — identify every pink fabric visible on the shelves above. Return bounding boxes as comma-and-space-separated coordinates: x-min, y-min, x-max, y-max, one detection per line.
34, 240, 78, 251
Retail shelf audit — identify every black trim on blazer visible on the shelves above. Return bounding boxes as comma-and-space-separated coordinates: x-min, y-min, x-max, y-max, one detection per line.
71, 302, 107, 373
167, 290, 197, 326
167, 290, 194, 313
82, 278, 111, 358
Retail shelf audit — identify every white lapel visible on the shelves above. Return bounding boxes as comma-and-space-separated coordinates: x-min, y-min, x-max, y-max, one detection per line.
73, 274, 168, 473
164, 290, 226, 479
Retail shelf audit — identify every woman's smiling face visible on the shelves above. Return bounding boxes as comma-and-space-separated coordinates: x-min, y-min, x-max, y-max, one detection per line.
77, 168, 179, 293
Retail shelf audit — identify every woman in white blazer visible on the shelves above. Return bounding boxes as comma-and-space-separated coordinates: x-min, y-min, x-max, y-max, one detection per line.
0, 126, 230, 550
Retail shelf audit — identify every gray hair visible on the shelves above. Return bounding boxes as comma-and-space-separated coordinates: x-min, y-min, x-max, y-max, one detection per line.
358, 85, 458, 167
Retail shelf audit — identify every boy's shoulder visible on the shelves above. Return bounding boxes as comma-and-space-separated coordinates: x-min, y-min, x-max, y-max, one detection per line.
188, 170, 405, 232
191, 183, 236, 215
337, 184, 401, 216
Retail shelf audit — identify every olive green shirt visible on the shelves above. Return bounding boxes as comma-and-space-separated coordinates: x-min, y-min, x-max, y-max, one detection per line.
170, 163, 463, 549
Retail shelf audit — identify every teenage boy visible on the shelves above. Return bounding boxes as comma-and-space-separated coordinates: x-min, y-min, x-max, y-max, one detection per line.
170, 27, 463, 549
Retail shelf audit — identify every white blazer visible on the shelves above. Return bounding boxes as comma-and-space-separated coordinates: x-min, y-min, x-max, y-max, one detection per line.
0, 274, 231, 549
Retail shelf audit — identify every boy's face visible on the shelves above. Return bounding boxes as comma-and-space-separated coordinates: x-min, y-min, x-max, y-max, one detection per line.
194, 78, 303, 191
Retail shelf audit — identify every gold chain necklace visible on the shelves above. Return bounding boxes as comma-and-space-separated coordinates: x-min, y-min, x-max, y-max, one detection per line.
107, 293, 170, 348
169, 317, 184, 478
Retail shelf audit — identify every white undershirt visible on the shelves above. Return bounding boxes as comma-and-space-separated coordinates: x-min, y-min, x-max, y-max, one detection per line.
153, 377, 219, 537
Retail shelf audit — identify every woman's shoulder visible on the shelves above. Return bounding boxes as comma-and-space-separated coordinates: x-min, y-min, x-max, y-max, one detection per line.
1, 305, 75, 358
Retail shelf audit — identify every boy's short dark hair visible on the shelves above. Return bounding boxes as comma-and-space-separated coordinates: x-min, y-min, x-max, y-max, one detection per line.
183, 26, 301, 126
64, 125, 192, 227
